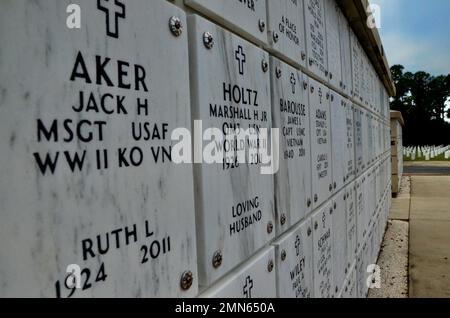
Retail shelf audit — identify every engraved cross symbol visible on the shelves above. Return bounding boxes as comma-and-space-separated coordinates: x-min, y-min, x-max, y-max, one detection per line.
290, 73, 296, 94
295, 235, 301, 256
243, 275, 253, 298
235, 45, 246, 76
98, 0, 126, 39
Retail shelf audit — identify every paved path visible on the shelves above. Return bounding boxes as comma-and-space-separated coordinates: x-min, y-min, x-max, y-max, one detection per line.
404, 162, 450, 175
409, 176, 450, 297
404, 166, 450, 175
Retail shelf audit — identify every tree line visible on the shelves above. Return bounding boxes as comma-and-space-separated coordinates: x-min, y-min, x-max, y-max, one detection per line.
390, 65, 450, 146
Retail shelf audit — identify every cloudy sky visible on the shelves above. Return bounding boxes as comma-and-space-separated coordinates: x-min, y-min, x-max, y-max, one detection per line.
370, 0, 450, 76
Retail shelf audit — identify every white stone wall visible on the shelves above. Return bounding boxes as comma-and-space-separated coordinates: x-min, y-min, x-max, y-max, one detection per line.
391, 119, 403, 194
0, 0, 392, 297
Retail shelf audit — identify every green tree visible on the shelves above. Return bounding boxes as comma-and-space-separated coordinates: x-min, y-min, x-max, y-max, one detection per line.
389, 65, 450, 145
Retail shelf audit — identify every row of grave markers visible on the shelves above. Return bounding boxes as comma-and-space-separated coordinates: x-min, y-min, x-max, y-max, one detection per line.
0, 0, 392, 297
404, 146, 450, 160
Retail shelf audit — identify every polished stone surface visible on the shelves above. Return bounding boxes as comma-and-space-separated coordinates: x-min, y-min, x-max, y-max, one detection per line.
200, 247, 276, 298
267, 0, 306, 67
185, 0, 268, 45
338, 8, 352, 97
312, 200, 334, 297
0, 0, 198, 297
330, 92, 347, 193
345, 182, 358, 274
273, 219, 313, 298
340, 262, 357, 298
324, 0, 341, 90
332, 189, 347, 296
305, 0, 328, 81
309, 77, 333, 209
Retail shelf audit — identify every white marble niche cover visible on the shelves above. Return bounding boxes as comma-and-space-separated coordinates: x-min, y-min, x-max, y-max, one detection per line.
309, 76, 333, 209
200, 247, 276, 298
270, 56, 312, 235
330, 92, 347, 193
185, 0, 268, 45
267, 0, 307, 67
273, 219, 314, 298
188, 15, 275, 287
324, 0, 342, 90
304, 0, 328, 82
0, 0, 198, 297
312, 200, 334, 298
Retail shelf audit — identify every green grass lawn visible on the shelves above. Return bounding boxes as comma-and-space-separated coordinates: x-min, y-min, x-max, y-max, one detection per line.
404, 153, 450, 162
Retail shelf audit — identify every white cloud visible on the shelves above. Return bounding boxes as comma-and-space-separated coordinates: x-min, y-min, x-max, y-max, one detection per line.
381, 32, 450, 75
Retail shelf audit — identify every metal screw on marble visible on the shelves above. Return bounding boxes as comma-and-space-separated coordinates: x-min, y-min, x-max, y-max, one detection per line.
310, 86, 315, 93
307, 198, 312, 207
203, 32, 214, 49
309, 58, 314, 66
326, 93, 330, 100
329, 184, 333, 192
335, 286, 339, 294
180, 271, 193, 290
301, 52, 306, 61
329, 207, 333, 215
307, 227, 312, 237
281, 250, 287, 261
303, 81, 308, 90
280, 214, 286, 226
325, 70, 329, 77
273, 32, 279, 43
261, 59, 268, 73
331, 94, 334, 102
169, 16, 183, 37
267, 221, 273, 234
314, 221, 319, 230
267, 260, 274, 272
314, 194, 318, 203
276, 67, 282, 79
212, 250, 223, 268
334, 182, 337, 189
259, 19, 266, 32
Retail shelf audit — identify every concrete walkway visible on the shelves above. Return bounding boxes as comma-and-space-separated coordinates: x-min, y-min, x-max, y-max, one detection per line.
370, 174, 450, 298
369, 177, 410, 298
409, 176, 450, 297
